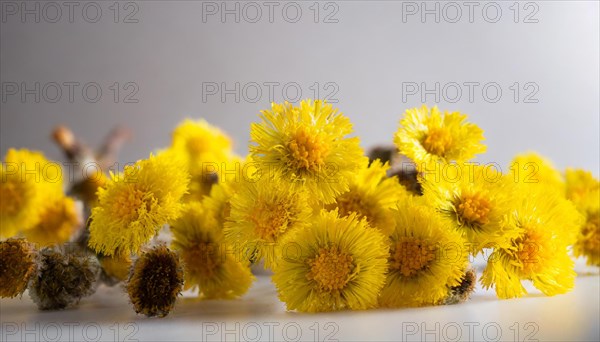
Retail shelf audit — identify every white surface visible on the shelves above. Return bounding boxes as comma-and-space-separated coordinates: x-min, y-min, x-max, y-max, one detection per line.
1, 259, 599, 342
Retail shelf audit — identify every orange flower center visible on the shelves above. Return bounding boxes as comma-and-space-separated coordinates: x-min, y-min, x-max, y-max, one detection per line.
183, 242, 222, 279
112, 187, 152, 222
514, 229, 551, 276
390, 237, 436, 277
457, 192, 491, 227
334, 191, 373, 223
287, 129, 329, 172
307, 247, 355, 291
423, 127, 453, 156
249, 199, 290, 242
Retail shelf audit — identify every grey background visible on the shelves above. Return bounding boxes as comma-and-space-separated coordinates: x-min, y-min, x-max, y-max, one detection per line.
1, 0, 599, 175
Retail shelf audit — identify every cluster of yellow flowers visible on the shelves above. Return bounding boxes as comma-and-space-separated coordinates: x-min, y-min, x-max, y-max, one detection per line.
1, 100, 598, 316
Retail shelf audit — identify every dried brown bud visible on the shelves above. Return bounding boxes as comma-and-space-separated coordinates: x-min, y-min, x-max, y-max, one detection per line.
388, 167, 423, 196
368, 145, 397, 166
0, 238, 37, 298
443, 268, 477, 305
368, 146, 423, 195
126, 245, 183, 317
28, 245, 100, 310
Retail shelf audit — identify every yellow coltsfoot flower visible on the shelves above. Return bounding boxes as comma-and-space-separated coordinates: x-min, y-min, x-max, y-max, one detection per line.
481, 186, 582, 298
379, 198, 468, 307
272, 210, 389, 312
326, 160, 409, 235
421, 163, 514, 253
170, 119, 234, 166
250, 100, 366, 204
509, 152, 564, 194
565, 168, 600, 206
23, 195, 81, 246
394, 105, 486, 170
169, 119, 235, 201
171, 202, 254, 299
574, 209, 600, 266
88, 152, 189, 256
565, 169, 600, 266
225, 177, 312, 269
1, 149, 63, 238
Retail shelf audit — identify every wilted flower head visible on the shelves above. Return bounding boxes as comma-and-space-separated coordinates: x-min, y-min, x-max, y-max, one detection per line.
443, 268, 477, 305
0, 238, 38, 298
126, 244, 184, 317
28, 245, 100, 310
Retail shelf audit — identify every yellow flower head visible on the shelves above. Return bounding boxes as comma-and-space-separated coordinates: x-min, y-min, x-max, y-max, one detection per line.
326, 160, 409, 235
566, 169, 600, 266
421, 163, 514, 252
1, 149, 63, 238
23, 195, 81, 246
379, 199, 468, 307
250, 100, 367, 204
171, 119, 233, 166
225, 177, 312, 269
171, 202, 254, 299
170, 119, 235, 202
88, 152, 189, 256
481, 186, 582, 298
394, 105, 486, 169
272, 210, 389, 312
509, 152, 564, 193
565, 168, 600, 208
574, 209, 600, 266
